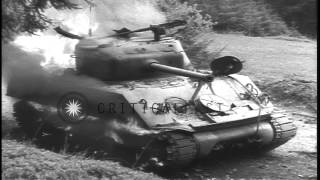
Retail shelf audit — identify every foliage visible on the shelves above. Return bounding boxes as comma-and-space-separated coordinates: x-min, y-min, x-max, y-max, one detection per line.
264, 0, 317, 38
2, 0, 92, 42
156, 0, 213, 41
185, 0, 296, 37
156, 0, 214, 67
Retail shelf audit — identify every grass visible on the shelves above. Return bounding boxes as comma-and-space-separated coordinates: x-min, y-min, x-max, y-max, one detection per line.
2, 139, 163, 180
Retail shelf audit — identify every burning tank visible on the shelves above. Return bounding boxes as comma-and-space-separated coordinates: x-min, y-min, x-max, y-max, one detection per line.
7, 20, 297, 168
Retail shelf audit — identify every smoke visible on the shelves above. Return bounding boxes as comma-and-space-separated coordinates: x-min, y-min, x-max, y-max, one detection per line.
45, 0, 166, 36
9, 0, 166, 68
4, 0, 166, 96
92, 0, 165, 35
104, 117, 159, 145
3, 0, 165, 144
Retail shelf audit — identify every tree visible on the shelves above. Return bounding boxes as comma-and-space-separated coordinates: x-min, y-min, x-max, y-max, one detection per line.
156, 0, 213, 68
185, 0, 293, 36
2, 0, 92, 42
264, 0, 317, 38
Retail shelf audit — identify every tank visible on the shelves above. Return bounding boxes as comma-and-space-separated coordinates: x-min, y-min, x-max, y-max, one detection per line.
7, 20, 297, 168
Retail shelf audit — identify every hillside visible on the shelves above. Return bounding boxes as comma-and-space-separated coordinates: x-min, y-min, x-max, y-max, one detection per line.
184, 0, 316, 38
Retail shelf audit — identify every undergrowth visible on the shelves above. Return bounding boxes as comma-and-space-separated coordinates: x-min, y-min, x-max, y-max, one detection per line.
2, 139, 162, 180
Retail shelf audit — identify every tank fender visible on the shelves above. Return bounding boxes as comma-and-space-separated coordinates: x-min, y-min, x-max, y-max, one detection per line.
193, 122, 274, 157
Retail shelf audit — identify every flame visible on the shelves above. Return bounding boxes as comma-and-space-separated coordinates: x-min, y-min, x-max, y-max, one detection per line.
14, 33, 78, 68
12, 0, 165, 71
13, 6, 97, 69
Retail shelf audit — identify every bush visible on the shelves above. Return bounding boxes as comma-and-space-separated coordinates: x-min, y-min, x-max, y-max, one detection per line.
156, 0, 213, 41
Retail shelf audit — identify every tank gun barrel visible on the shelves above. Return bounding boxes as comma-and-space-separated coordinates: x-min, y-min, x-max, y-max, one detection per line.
149, 62, 213, 81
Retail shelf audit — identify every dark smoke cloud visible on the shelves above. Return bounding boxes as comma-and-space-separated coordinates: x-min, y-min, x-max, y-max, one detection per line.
2, 0, 165, 143
3, 44, 46, 84
3, 44, 105, 98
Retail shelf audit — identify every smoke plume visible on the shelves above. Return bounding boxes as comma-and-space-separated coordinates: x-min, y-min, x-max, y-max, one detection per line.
4, 0, 166, 96
3, 0, 165, 144
45, 0, 166, 36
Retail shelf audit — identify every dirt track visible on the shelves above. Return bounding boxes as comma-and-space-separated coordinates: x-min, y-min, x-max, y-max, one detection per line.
2, 34, 317, 179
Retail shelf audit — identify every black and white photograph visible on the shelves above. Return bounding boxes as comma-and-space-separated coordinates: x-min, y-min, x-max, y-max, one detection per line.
2, 0, 317, 179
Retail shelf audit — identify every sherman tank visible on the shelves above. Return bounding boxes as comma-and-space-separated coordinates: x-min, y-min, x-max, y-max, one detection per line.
7, 20, 297, 168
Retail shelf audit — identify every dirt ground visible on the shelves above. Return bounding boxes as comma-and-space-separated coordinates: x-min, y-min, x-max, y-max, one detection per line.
2, 33, 317, 179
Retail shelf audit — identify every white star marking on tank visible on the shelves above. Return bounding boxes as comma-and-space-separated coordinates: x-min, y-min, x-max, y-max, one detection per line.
65, 99, 82, 117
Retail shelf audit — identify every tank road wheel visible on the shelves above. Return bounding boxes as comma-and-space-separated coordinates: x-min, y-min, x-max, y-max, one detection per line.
262, 113, 297, 151
249, 113, 297, 153
142, 132, 198, 169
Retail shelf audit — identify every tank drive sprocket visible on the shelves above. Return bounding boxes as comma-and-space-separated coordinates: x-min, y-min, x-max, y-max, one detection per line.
246, 112, 297, 152
264, 112, 297, 150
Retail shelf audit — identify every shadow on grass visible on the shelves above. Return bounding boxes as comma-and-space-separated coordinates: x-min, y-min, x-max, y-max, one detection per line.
2, 117, 138, 167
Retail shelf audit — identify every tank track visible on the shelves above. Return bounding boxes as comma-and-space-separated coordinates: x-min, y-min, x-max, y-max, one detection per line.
247, 111, 297, 152
263, 112, 297, 150
161, 133, 197, 167
144, 132, 198, 168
